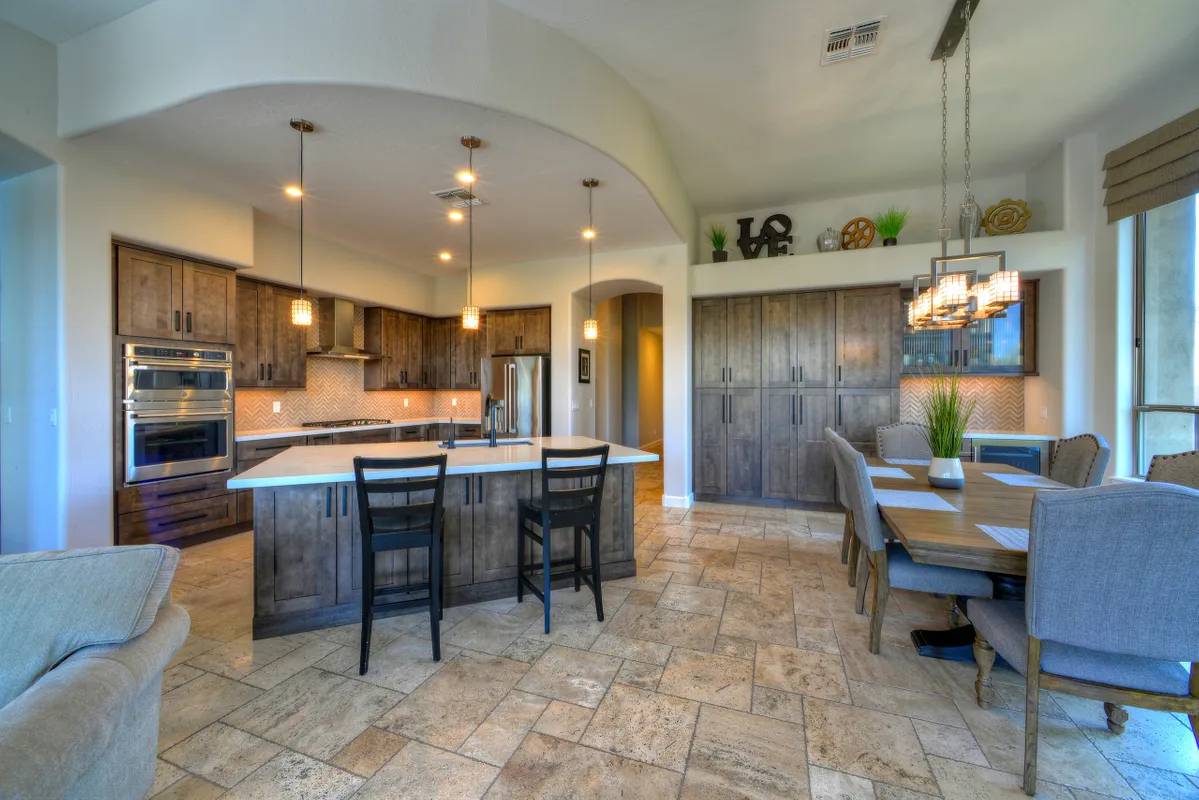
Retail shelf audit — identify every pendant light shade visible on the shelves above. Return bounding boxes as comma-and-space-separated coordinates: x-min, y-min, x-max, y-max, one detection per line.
289, 118, 315, 327
460, 136, 482, 330
582, 178, 599, 340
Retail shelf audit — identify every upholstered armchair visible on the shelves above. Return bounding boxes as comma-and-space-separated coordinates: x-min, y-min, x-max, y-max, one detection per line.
1147, 448, 1199, 489
875, 422, 932, 462
970, 483, 1199, 795
830, 434, 993, 653
1048, 433, 1111, 487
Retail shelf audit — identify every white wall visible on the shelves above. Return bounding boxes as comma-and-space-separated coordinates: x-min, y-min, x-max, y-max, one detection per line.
0, 165, 61, 553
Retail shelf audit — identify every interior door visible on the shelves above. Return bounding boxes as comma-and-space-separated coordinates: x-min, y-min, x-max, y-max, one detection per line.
726, 387, 762, 497
116, 246, 183, 340
761, 388, 798, 500
693, 298, 728, 389
796, 291, 836, 387
693, 389, 728, 496
762, 294, 798, 388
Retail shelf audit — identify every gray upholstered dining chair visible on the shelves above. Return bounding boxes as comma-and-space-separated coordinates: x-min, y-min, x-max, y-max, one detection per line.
830, 434, 994, 653
970, 482, 1199, 796
1048, 433, 1111, 487
875, 422, 932, 461
825, 427, 858, 583
1146, 448, 1199, 489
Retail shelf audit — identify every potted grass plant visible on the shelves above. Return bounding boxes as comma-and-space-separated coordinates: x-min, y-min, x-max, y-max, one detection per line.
874, 207, 909, 246
708, 223, 729, 262
920, 373, 975, 489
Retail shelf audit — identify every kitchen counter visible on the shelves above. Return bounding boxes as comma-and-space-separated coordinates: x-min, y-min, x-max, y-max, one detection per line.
237, 435, 653, 638
229, 436, 657, 489
236, 417, 477, 442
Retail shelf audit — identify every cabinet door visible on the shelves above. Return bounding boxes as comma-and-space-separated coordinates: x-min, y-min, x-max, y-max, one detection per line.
796, 389, 836, 503
726, 387, 762, 497
726, 296, 761, 388
761, 388, 798, 500
268, 286, 307, 388
182, 261, 236, 344
693, 389, 727, 495
901, 323, 957, 374
116, 246, 183, 339
835, 388, 898, 452
426, 317, 450, 389
452, 323, 482, 388
597, 465, 634, 564
487, 310, 520, 355
441, 476, 474, 587
693, 298, 728, 389
796, 291, 836, 387
256, 484, 338, 617
518, 307, 551, 354
235, 279, 261, 387
762, 294, 798, 388
472, 471, 531, 583
836, 286, 900, 388
402, 314, 426, 387
334, 484, 418, 605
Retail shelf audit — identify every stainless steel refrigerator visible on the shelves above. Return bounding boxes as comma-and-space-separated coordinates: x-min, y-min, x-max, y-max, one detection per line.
481, 355, 550, 438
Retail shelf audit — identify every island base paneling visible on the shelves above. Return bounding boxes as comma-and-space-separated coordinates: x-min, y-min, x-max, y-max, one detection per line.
251, 465, 636, 638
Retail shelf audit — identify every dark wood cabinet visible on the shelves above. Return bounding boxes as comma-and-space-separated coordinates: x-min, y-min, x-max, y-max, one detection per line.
115, 470, 240, 545
797, 292, 836, 387
116, 245, 235, 344
485, 307, 551, 356
426, 317, 452, 389
901, 279, 1038, 375
236, 278, 306, 389
255, 484, 338, 617
364, 308, 430, 389
472, 471, 532, 583
726, 387, 762, 497
796, 389, 835, 503
761, 388, 797, 500
693, 296, 761, 388
836, 286, 900, 388
519, 307, 551, 353
452, 320, 484, 388
762, 294, 797, 388
693, 388, 728, 496
835, 388, 899, 452
693, 298, 729, 389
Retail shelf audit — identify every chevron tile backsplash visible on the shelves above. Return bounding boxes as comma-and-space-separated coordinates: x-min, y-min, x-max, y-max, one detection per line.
899, 376, 1024, 431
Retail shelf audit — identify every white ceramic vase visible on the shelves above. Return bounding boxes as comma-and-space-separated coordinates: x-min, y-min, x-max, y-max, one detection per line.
928, 456, 965, 489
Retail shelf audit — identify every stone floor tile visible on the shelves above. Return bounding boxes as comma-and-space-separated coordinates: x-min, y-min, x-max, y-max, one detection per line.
378, 651, 528, 749
357, 741, 498, 799
580, 683, 699, 772
1053, 694, 1199, 777
162, 664, 205, 693
499, 636, 552, 663
516, 644, 621, 708
714, 633, 756, 660
240, 638, 340, 690
688, 532, 741, 552
223, 667, 400, 761
150, 775, 225, 800
185, 635, 299, 680
158, 672, 262, 751
445, 609, 537, 655
458, 690, 550, 766
221, 750, 362, 800
737, 537, 790, 559
912, 718, 988, 766
808, 765, 874, 800
700, 563, 761, 595
604, 603, 720, 651
1112, 760, 1199, 800
161, 722, 283, 788
149, 759, 187, 797
532, 700, 594, 742
754, 643, 850, 703
484, 732, 683, 798
743, 506, 789, 522
329, 726, 409, 778
794, 613, 841, 655
720, 590, 797, 647
333, 632, 459, 693
625, 588, 661, 606
616, 658, 664, 691
804, 698, 938, 795
589, 631, 673, 665
848, 680, 967, 728
751, 685, 806, 725
657, 582, 727, 617
719, 522, 768, 539
681, 703, 810, 799
167, 634, 224, 669
658, 647, 754, 711
926, 755, 1075, 800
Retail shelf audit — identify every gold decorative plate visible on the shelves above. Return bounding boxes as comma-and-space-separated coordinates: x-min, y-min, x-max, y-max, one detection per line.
982, 198, 1031, 236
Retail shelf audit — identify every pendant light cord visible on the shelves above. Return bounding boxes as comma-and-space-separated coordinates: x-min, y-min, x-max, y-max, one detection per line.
587, 183, 593, 317
468, 145, 473, 307
298, 123, 304, 298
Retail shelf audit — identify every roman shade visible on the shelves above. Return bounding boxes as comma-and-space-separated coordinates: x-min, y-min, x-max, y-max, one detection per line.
1103, 107, 1199, 223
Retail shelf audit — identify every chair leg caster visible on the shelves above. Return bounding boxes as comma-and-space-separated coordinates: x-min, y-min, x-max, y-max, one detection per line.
1104, 702, 1128, 735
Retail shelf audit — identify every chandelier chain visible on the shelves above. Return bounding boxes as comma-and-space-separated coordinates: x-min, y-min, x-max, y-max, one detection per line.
939, 53, 949, 249
962, 1, 972, 203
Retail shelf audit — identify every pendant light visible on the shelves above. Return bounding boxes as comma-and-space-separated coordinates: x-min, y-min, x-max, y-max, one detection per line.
909, 3, 1018, 331
288, 118, 315, 327
460, 136, 482, 330
581, 178, 599, 340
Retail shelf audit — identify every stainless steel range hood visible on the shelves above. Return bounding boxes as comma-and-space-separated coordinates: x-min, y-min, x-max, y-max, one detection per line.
307, 297, 379, 359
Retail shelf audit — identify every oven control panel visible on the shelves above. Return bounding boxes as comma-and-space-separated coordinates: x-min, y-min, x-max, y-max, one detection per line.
127, 344, 232, 362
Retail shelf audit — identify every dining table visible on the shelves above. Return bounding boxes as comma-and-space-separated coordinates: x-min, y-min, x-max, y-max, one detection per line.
865, 457, 1071, 658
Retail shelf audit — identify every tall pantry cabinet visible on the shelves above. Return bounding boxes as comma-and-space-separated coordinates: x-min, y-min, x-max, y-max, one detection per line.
692, 285, 900, 503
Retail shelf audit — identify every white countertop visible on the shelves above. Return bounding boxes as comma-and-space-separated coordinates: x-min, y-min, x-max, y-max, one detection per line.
236, 417, 481, 442
228, 435, 659, 489
964, 430, 1058, 442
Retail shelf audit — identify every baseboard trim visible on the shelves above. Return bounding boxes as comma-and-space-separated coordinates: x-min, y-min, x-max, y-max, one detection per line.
661, 493, 693, 509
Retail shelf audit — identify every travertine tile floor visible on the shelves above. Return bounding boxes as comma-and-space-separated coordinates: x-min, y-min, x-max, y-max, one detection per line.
153, 457, 1199, 799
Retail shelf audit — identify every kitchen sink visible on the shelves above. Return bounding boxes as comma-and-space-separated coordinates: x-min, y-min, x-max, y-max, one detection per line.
439, 438, 533, 449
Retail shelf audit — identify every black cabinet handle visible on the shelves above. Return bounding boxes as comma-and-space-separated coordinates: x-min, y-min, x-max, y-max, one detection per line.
259, 363, 264, 381
325, 486, 333, 518
799, 394, 804, 425
963, 349, 969, 368
477, 475, 484, 503
791, 365, 796, 382
837, 395, 843, 427
341, 485, 348, 516
465, 477, 471, 505
837, 365, 842, 383
721, 395, 726, 424
729, 367, 733, 383
799, 365, 803, 383
791, 395, 796, 425
174, 310, 181, 331
153, 513, 206, 529
185, 311, 192, 333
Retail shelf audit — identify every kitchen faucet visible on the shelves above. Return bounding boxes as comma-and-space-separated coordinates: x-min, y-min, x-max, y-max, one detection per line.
485, 395, 501, 447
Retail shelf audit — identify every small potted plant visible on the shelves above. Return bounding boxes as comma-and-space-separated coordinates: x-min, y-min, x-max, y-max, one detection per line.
708, 223, 728, 262
920, 373, 975, 489
874, 207, 909, 246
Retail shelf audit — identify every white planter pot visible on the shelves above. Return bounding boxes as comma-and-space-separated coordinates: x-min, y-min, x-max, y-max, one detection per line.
928, 456, 965, 489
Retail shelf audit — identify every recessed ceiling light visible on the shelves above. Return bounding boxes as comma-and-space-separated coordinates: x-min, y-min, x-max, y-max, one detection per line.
455, 170, 476, 184
438, 251, 453, 262
582, 227, 597, 240
284, 184, 303, 198
448, 209, 464, 222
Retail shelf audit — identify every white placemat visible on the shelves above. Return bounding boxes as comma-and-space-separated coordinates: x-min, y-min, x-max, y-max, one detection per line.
984, 472, 1063, 489
874, 489, 958, 512
977, 524, 1030, 551
884, 458, 931, 466
868, 466, 913, 480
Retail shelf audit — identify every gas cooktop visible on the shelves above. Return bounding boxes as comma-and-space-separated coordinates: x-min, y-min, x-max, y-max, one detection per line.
301, 418, 391, 428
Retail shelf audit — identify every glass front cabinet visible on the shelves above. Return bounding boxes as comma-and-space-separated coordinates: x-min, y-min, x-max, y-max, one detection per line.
902, 279, 1037, 375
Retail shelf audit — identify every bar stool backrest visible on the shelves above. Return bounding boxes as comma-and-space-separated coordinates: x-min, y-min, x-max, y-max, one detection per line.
353, 455, 448, 543
539, 445, 610, 521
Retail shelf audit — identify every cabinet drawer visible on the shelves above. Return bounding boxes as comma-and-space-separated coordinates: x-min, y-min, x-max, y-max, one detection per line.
331, 428, 394, 445
118, 493, 236, 545
456, 423, 483, 439
396, 426, 425, 441
236, 436, 307, 461
116, 471, 232, 514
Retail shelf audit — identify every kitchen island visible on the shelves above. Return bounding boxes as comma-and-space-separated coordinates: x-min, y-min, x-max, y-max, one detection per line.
228, 436, 657, 639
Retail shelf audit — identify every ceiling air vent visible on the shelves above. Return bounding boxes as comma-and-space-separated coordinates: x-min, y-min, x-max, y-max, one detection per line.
821, 18, 884, 65
431, 187, 485, 208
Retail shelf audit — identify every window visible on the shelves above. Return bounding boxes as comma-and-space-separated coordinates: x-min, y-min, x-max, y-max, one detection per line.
1134, 192, 1199, 475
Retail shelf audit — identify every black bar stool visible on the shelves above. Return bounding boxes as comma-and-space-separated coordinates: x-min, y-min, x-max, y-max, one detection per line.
516, 445, 610, 633
353, 454, 448, 672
